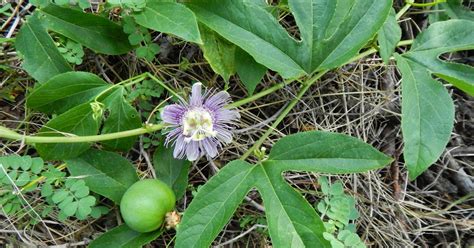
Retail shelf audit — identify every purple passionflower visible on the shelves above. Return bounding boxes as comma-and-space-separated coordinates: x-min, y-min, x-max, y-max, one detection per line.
161, 83, 240, 161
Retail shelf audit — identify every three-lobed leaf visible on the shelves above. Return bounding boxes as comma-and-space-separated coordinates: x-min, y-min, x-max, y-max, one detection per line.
402, 20, 474, 95
396, 20, 474, 180
65, 149, 139, 203
175, 160, 256, 248
176, 131, 391, 248
186, 0, 391, 78
15, 13, 71, 83
288, 0, 391, 71
254, 165, 329, 247
186, 0, 304, 79
395, 55, 455, 180
444, 0, 474, 20
431, 0, 474, 22
40, 4, 132, 55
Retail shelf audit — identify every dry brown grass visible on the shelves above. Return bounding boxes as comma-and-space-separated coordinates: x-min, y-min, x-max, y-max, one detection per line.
1, 0, 473, 247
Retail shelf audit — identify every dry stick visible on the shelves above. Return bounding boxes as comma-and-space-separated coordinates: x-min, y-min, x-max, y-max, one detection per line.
234, 103, 287, 134
0, 0, 24, 32
215, 224, 267, 247
139, 136, 157, 179
0, 163, 57, 245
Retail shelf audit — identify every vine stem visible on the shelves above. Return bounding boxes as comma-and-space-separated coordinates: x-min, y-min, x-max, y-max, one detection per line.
0, 40, 414, 145
396, 0, 414, 20
408, 0, 446, 7
349, 39, 414, 64
228, 79, 291, 108
396, 0, 446, 20
93, 73, 147, 102
239, 39, 414, 160
241, 70, 328, 160
231, 39, 414, 109
0, 124, 165, 144
94, 72, 182, 103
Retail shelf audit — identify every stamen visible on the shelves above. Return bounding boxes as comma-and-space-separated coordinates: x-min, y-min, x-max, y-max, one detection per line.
182, 108, 216, 142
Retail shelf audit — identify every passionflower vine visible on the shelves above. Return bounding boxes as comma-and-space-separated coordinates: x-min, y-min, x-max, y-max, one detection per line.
161, 83, 240, 161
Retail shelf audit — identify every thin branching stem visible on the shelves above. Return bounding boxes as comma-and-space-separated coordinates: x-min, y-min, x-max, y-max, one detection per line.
231, 39, 414, 109
228, 80, 291, 108
397, 0, 414, 20
239, 39, 414, 160
241, 70, 328, 160
408, 0, 446, 7
397, 0, 446, 20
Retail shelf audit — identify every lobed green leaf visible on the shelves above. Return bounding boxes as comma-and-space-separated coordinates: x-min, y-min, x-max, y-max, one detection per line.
395, 55, 455, 180
435, 0, 474, 21
396, 20, 474, 179
186, 0, 304, 78
175, 160, 256, 248
403, 20, 474, 95
187, 0, 391, 78
289, 0, 391, 71
176, 131, 391, 247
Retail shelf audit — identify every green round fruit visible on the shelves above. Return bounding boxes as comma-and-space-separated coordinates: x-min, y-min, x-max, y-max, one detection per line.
120, 179, 176, 233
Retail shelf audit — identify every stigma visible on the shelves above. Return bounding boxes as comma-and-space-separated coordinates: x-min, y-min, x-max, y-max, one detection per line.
182, 108, 217, 142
